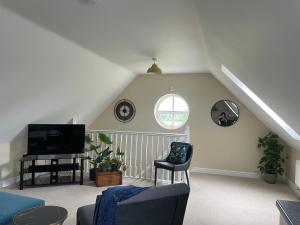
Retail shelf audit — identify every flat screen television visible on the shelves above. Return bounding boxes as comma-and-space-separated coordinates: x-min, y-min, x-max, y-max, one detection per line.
27, 124, 85, 155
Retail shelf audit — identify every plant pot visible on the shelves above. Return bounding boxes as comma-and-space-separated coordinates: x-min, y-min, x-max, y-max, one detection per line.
89, 168, 96, 181
263, 173, 277, 184
96, 170, 122, 187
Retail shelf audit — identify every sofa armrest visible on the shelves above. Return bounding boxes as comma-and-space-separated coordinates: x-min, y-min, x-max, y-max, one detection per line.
116, 184, 190, 225
119, 183, 189, 205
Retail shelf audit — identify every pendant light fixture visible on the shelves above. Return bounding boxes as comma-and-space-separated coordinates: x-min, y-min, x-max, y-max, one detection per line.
147, 58, 162, 74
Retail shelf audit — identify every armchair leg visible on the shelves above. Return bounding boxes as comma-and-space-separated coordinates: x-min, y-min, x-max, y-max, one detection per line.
185, 170, 190, 187
171, 171, 174, 184
154, 167, 158, 186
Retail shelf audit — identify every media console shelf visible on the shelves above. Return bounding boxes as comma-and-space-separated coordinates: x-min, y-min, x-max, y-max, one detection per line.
20, 154, 85, 190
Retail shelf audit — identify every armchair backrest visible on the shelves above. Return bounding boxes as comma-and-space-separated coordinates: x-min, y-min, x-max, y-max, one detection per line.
169, 142, 193, 166
116, 183, 190, 225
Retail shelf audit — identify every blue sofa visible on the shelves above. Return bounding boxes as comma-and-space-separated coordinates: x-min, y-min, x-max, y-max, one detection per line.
0, 191, 45, 225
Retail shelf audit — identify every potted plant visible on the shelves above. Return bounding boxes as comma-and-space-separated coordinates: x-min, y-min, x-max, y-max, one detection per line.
257, 132, 285, 184
85, 133, 113, 181
97, 148, 126, 172
85, 133, 127, 186
95, 147, 126, 187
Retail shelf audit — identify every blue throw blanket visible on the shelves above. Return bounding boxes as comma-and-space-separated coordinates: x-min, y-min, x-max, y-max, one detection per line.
93, 185, 149, 225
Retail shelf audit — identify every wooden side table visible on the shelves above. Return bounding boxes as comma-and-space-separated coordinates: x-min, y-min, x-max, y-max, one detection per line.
13, 206, 68, 225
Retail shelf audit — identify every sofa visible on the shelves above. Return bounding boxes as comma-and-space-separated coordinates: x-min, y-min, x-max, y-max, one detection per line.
0, 191, 45, 225
77, 183, 190, 225
276, 200, 300, 225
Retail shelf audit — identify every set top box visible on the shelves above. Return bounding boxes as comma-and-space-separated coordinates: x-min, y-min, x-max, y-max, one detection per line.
27, 124, 85, 155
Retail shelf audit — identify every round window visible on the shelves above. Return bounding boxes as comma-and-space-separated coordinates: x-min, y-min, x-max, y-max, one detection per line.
154, 94, 189, 130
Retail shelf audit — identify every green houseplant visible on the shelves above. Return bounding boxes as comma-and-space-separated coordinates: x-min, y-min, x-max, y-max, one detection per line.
257, 132, 285, 184
97, 147, 126, 172
85, 133, 126, 181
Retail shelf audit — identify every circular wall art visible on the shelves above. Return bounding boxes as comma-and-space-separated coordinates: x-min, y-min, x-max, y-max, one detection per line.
114, 99, 136, 123
211, 100, 239, 127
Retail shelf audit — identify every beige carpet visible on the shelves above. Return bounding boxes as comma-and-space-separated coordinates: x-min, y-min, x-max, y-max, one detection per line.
3, 173, 299, 225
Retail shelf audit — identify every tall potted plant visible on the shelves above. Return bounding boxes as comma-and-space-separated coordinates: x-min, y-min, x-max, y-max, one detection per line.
257, 132, 285, 184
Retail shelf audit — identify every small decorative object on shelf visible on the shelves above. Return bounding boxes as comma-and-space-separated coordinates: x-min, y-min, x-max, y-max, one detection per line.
257, 132, 285, 184
85, 133, 126, 187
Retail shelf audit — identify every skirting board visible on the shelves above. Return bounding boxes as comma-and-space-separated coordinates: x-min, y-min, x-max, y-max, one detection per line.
190, 167, 261, 179
286, 178, 300, 198
0, 172, 49, 188
190, 167, 290, 183
0, 174, 31, 188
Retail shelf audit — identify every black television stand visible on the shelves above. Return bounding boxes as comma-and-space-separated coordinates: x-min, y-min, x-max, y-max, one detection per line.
20, 154, 85, 190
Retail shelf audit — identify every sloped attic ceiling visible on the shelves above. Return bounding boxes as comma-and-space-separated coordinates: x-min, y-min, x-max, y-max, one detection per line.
0, 5, 135, 142
0, 0, 208, 74
193, 0, 300, 149
1, 0, 300, 150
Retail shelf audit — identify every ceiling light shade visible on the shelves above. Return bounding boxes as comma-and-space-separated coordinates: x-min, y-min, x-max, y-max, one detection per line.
147, 58, 162, 74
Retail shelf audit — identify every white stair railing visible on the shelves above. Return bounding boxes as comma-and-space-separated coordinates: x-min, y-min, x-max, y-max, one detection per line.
85, 128, 190, 182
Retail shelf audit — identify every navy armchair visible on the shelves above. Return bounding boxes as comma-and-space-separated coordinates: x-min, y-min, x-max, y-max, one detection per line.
154, 142, 193, 187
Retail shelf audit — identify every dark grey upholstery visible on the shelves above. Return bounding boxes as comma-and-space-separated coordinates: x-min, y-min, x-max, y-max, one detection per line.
154, 142, 193, 186
77, 183, 190, 225
276, 200, 300, 225
77, 204, 95, 225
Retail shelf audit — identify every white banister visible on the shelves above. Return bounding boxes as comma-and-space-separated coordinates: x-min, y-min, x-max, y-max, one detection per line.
129, 134, 133, 177
184, 125, 191, 143
135, 135, 139, 178
85, 129, 189, 182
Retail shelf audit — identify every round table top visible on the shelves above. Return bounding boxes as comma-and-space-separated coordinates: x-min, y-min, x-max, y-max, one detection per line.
13, 206, 68, 225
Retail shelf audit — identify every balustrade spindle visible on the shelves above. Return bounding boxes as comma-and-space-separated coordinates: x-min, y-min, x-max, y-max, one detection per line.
129, 135, 133, 177
124, 134, 128, 177
145, 136, 149, 179
151, 136, 154, 180
162, 136, 165, 180
135, 135, 139, 178
139, 135, 144, 178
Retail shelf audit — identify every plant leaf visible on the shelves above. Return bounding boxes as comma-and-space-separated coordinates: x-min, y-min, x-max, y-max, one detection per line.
99, 133, 113, 144
85, 135, 92, 144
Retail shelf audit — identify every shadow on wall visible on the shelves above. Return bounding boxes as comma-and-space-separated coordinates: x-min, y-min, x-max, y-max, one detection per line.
6, 127, 27, 180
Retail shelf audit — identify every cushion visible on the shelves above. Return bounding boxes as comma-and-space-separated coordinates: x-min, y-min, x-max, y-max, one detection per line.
167, 143, 188, 164
0, 191, 45, 225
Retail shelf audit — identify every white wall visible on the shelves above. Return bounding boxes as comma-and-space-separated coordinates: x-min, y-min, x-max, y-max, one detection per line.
0, 143, 12, 180
286, 147, 300, 197
90, 74, 268, 173
0, 5, 135, 181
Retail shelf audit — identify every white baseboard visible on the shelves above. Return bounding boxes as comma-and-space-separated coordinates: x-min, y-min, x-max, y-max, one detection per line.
0, 171, 82, 189
286, 178, 300, 198
0, 174, 31, 188
190, 167, 261, 179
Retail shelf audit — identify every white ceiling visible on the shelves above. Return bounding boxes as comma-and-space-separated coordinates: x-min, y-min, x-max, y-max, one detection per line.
1, 0, 300, 150
0, 0, 208, 74
0, 5, 135, 142
194, 0, 300, 149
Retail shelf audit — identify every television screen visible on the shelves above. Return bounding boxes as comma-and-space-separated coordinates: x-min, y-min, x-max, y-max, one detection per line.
27, 124, 85, 155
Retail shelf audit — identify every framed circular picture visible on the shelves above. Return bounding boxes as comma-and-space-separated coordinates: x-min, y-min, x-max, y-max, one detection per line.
114, 99, 136, 123
211, 100, 239, 127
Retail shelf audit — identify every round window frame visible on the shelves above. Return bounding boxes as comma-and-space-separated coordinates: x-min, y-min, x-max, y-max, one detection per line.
154, 94, 190, 130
